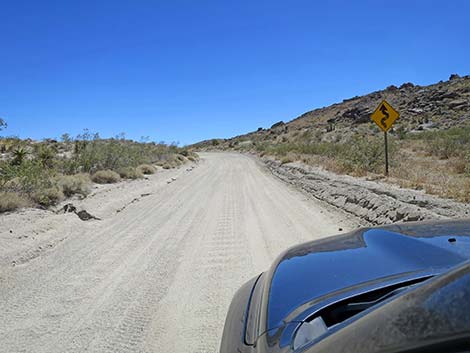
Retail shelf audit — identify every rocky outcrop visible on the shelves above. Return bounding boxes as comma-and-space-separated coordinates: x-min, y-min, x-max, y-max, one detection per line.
270, 121, 285, 129
337, 107, 372, 124
263, 159, 470, 225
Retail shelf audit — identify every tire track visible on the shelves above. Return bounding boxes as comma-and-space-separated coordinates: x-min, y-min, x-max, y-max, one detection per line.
0, 153, 357, 353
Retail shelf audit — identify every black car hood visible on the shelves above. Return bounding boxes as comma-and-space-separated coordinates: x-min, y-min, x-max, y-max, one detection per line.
264, 220, 470, 332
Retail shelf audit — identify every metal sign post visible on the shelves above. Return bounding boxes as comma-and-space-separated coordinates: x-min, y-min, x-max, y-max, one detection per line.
371, 100, 399, 176
384, 131, 389, 176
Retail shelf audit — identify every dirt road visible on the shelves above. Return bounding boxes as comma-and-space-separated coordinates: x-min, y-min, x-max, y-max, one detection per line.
0, 152, 357, 353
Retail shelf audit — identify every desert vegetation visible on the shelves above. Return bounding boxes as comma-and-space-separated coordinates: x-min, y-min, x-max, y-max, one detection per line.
247, 126, 470, 202
192, 75, 470, 202
0, 128, 198, 212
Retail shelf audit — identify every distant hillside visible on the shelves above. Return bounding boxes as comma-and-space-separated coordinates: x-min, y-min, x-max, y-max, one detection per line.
191, 74, 470, 202
192, 73, 469, 149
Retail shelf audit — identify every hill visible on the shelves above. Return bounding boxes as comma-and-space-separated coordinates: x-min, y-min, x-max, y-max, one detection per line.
192, 74, 470, 202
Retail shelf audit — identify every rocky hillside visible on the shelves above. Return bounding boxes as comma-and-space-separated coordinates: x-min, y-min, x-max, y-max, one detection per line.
192, 74, 470, 204
194, 73, 469, 149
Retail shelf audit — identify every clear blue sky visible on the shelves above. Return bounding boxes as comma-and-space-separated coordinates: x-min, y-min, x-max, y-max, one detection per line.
1, 0, 469, 145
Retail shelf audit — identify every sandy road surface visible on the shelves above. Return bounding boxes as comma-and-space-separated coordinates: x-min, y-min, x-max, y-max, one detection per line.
0, 152, 358, 353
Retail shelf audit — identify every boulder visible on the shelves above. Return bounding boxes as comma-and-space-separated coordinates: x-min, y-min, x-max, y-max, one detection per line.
399, 82, 415, 90
340, 107, 372, 123
270, 121, 285, 129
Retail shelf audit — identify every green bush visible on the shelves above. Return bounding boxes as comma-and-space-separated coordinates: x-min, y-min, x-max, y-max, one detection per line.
0, 130, 193, 211
69, 132, 184, 174
417, 126, 470, 159
0, 160, 55, 194
11, 148, 28, 166
36, 145, 57, 168
91, 170, 121, 184
337, 136, 389, 174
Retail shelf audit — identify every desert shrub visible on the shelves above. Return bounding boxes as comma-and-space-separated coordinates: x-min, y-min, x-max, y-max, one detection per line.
136, 164, 156, 175
11, 148, 28, 166
337, 136, 390, 174
426, 138, 457, 159
394, 125, 407, 140
0, 160, 55, 194
462, 180, 470, 203
0, 192, 30, 213
450, 152, 470, 175
66, 131, 189, 174
188, 156, 196, 162
32, 186, 64, 206
260, 134, 393, 174
162, 163, 172, 169
57, 174, 91, 197
280, 156, 294, 164
418, 126, 470, 159
0, 131, 194, 210
35, 144, 57, 168
91, 170, 121, 184
117, 167, 144, 179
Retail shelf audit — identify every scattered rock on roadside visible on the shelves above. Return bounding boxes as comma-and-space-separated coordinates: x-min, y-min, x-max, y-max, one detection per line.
76, 210, 101, 221
57, 203, 100, 221
61, 203, 77, 214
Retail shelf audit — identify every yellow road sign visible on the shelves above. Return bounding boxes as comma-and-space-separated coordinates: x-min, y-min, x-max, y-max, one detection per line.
371, 100, 400, 132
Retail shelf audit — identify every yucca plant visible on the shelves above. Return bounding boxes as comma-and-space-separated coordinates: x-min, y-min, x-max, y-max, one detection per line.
11, 148, 28, 166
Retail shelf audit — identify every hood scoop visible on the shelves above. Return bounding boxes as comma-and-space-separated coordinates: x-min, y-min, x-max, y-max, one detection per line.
292, 276, 431, 350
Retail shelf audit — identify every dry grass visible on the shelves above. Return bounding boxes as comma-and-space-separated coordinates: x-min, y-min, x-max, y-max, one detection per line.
136, 164, 156, 175
280, 155, 294, 164
263, 137, 469, 203
57, 174, 91, 197
91, 170, 121, 184
32, 186, 64, 206
117, 167, 144, 180
379, 145, 469, 202
0, 192, 31, 212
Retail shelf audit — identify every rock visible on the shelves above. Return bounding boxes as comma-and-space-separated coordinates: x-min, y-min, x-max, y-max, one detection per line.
448, 99, 467, 108
399, 82, 415, 89
61, 203, 77, 213
408, 108, 424, 114
270, 121, 285, 129
340, 107, 371, 123
76, 210, 101, 221
449, 73, 460, 81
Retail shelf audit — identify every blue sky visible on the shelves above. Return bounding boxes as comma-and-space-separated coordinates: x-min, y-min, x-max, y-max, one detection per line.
1, 0, 469, 145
